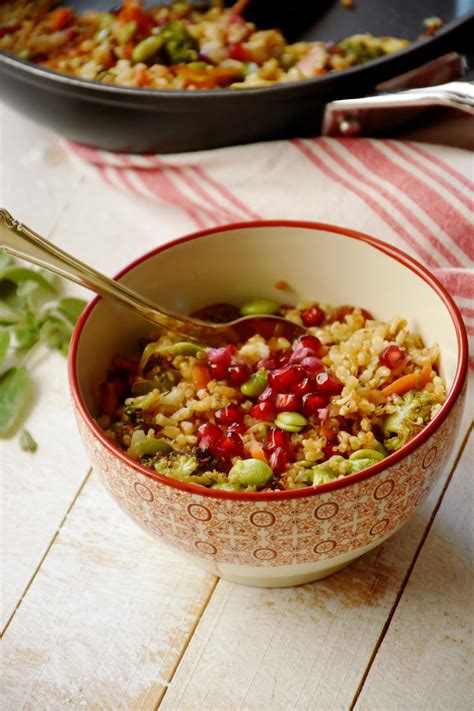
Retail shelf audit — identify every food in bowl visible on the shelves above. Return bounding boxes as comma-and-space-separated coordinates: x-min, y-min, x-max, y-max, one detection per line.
0, 0, 410, 90
97, 298, 446, 492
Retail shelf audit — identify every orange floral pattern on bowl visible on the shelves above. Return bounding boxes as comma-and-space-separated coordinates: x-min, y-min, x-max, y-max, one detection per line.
75, 390, 464, 568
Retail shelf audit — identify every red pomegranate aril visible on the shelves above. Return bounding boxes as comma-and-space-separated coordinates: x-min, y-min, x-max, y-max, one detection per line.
264, 428, 292, 455
269, 447, 287, 475
215, 403, 244, 425
228, 42, 250, 61
258, 386, 275, 402
315, 371, 344, 395
295, 334, 323, 354
228, 422, 248, 435
380, 344, 407, 370
300, 305, 325, 327
300, 356, 324, 374
323, 442, 341, 459
250, 401, 276, 421
269, 364, 303, 391
290, 377, 315, 396
198, 422, 222, 441
209, 362, 227, 380
227, 363, 250, 386
216, 431, 244, 459
302, 393, 327, 416
289, 347, 317, 364
256, 356, 279, 371
275, 392, 300, 412
207, 344, 236, 367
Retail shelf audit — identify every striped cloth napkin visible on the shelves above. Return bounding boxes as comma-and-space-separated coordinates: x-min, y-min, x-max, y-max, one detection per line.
66, 137, 473, 357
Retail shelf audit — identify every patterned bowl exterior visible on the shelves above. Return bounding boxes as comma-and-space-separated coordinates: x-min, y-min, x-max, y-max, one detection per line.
74, 390, 464, 569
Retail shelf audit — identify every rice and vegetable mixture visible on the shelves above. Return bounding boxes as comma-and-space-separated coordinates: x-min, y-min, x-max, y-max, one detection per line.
97, 299, 446, 492
0, 0, 410, 90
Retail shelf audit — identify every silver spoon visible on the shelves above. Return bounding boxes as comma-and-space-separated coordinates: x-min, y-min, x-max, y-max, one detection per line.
0, 209, 306, 347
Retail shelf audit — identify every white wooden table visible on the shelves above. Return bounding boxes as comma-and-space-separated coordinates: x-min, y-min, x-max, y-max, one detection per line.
1, 105, 472, 711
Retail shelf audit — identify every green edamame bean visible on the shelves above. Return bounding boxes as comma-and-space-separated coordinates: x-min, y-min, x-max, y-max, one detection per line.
173, 342, 205, 356
228, 459, 273, 489
132, 35, 163, 63
349, 449, 385, 462
187, 61, 209, 70
211, 482, 241, 492
373, 440, 389, 456
117, 20, 137, 46
240, 299, 281, 316
241, 369, 268, 397
275, 411, 308, 432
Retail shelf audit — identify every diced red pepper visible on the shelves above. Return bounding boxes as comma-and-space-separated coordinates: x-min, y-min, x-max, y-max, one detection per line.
118, 1, 155, 36
50, 8, 75, 32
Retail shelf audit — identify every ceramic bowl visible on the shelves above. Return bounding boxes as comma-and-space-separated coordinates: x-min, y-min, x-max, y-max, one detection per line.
69, 222, 468, 588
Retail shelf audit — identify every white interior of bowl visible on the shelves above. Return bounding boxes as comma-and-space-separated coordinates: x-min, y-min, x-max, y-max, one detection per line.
74, 225, 459, 416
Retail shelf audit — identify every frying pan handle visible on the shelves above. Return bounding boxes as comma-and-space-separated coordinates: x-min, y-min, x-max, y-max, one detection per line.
322, 80, 474, 136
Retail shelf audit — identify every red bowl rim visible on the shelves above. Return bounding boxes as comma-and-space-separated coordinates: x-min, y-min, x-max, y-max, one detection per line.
68, 220, 468, 501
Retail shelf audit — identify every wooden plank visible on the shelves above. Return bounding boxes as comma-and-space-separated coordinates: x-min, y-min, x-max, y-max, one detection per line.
0, 472, 216, 710
1, 106, 195, 630
159, 382, 473, 711
0, 106, 83, 235
0, 352, 92, 632
354, 430, 473, 711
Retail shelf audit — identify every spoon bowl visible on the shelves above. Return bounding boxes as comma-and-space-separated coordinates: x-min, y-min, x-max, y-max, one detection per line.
0, 209, 306, 346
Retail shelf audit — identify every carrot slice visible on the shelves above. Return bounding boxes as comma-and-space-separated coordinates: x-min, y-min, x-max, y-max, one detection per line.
382, 363, 433, 398
247, 437, 269, 464
191, 362, 211, 389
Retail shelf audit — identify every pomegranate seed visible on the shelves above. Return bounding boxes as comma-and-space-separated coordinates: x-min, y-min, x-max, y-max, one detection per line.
380, 344, 407, 370
256, 356, 279, 370
228, 43, 250, 61
215, 403, 244, 425
250, 401, 275, 421
198, 422, 222, 441
257, 386, 274, 402
290, 377, 315, 396
269, 365, 303, 391
289, 347, 318, 364
274, 392, 300, 412
216, 431, 244, 459
302, 393, 327, 416
264, 428, 292, 455
300, 356, 324, 374
323, 442, 341, 459
209, 362, 227, 381
207, 345, 236, 367
315, 372, 344, 396
227, 363, 250, 386
269, 447, 287, 475
300, 305, 325, 327
228, 422, 248, 435
295, 334, 323, 355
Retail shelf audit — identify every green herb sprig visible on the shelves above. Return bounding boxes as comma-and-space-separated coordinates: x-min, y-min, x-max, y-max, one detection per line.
0, 250, 86, 444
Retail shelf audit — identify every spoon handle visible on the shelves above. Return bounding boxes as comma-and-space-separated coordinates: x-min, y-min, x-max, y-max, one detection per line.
0, 209, 214, 341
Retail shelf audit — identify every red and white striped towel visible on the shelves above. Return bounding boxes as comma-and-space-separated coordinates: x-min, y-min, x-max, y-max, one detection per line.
66, 137, 473, 355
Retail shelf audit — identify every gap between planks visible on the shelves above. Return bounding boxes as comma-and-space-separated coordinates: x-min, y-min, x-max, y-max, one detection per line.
154, 576, 220, 710
0, 467, 93, 639
349, 422, 474, 711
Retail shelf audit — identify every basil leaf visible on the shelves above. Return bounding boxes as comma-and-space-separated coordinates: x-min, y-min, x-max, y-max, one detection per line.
19, 428, 38, 452
0, 367, 32, 436
0, 268, 57, 293
57, 297, 86, 325
39, 316, 72, 353
0, 331, 9, 365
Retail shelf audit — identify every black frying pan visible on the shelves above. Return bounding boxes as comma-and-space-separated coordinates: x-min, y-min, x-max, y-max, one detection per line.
1, 0, 473, 153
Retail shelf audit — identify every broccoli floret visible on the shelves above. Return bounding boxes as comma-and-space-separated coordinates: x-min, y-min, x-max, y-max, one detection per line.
155, 452, 199, 480
159, 21, 198, 65
383, 389, 438, 451
153, 452, 225, 487
309, 456, 346, 486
